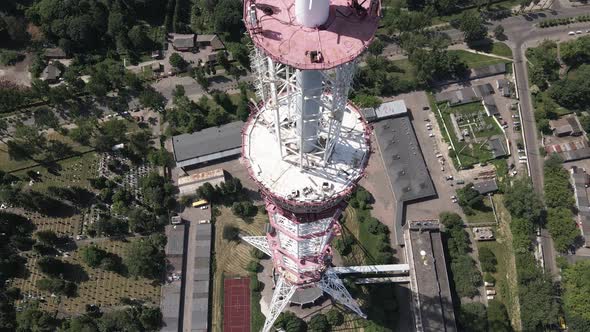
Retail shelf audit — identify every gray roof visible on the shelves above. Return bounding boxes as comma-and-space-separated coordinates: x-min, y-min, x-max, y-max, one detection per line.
375, 100, 407, 119
406, 221, 457, 332
361, 108, 377, 122
374, 115, 436, 202
473, 83, 495, 98
191, 223, 212, 331
165, 224, 186, 256
435, 87, 479, 106
483, 96, 499, 116
488, 137, 507, 158
559, 147, 590, 162
473, 179, 498, 195
172, 121, 244, 166
471, 63, 507, 79
173, 34, 195, 48
40, 64, 61, 81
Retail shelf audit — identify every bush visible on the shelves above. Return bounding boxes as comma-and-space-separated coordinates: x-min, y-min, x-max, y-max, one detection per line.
246, 260, 261, 273
459, 303, 488, 332
478, 247, 497, 273
251, 248, 267, 260
223, 225, 240, 242
250, 275, 263, 292
308, 314, 329, 332
484, 273, 496, 284
326, 308, 344, 326
36, 278, 77, 297
80, 245, 108, 268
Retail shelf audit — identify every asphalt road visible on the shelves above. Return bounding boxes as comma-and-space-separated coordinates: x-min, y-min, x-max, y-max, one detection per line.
499, 6, 590, 277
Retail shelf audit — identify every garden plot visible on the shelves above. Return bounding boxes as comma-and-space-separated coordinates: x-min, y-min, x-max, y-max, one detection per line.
437, 102, 503, 168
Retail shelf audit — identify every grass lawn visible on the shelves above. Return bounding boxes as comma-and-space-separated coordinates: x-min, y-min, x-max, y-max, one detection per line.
0, 131, 94, 172
466, 196, 496, 225
211, 207, 268, 332
435, 101, 502, 168
490, 42, 513, 58
389, 58, 417, 82
7, 153, 99, 236
450, 50, 510, 69
13, 238, 160, 315
479, 195, 522, 331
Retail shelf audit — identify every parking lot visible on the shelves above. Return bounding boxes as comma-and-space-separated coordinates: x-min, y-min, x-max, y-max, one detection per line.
397, 92, 465, 221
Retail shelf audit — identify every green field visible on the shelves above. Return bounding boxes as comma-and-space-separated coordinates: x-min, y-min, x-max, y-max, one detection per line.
466, 196, 496, 225
490, 42, 513, 58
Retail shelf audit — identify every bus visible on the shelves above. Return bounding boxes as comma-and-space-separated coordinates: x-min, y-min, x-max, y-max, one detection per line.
192, 199, 209, 208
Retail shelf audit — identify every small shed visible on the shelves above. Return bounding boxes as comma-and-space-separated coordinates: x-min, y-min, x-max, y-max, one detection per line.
40, 63, 62, 83
172, 34, 196, 51
473, 179, 498, 195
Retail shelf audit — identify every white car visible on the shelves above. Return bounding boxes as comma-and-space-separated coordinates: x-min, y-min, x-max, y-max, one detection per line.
569, 31, 576, 36
429, 133, 435, 137
576, 30, 583, 34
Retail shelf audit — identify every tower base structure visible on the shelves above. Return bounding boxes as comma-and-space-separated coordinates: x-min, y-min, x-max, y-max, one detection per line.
242, 236, 366, 332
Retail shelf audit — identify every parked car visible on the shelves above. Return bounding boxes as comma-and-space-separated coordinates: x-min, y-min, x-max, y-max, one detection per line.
423, 106, 430, 111
429, 133, 435, 137
569, 31, 576, 36
576, 30, 583, 34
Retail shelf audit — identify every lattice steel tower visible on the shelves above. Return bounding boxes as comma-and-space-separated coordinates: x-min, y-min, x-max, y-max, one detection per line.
241, 0, 381, 330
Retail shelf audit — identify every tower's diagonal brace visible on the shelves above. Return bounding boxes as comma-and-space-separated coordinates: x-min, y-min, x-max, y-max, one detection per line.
241, 235, 272, 257
318, 268, 367, 318
262, 276, 297, 332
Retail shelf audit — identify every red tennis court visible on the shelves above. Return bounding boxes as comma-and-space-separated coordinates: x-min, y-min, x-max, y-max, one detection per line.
223, 277, 251, 332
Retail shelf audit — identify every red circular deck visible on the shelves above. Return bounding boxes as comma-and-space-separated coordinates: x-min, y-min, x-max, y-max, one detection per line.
244, 0, 381, 70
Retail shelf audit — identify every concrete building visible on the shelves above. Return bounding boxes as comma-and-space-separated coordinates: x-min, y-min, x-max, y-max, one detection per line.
473, 179, 498, 195
470, 63, 507, 79
196, 34, 225, 51
488, 136, 508, 158
172, 121, 244, 170
549, 115, 583, 137
496, 78, 511, 97
405, 220, 457, 332
172, 34, 196, 51
40, 63, 62, 83
570, 167, 590, 247
160, 225, 187, 332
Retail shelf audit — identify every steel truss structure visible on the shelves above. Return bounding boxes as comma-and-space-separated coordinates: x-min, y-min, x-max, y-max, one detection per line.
249, 49, 358, 168
241, 0, 382, 330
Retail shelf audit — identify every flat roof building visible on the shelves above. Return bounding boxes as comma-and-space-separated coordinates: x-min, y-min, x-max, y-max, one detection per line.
570, 167, 590, 247
473, 179, 499, 195
549, 115, 583, 137
488, 136, 508, 158
375, 100, 408, 120
405, 220, 457, 332
172, 121, 244, 170
482, 96, 499, 117
160, 225, 187, 332
470, 63, 507, 79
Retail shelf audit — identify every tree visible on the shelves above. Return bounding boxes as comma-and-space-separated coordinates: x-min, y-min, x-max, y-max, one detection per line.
274, 311, 306, 332
128, 25, 151, 51
562, 260, 590, 328
232, 201, 257, 219
139, 87, 166, 111
125, 234, 166, 279
192, 67, 209, 90
139, 307, 163, 331
37, 256, 66, 277
217, 52, 231, 71
16, 306, 58, 332
212, 0, 243, 41
326, 308, 344, 326
148, 150, 174, 167
223, 225, 240, 242
478, 247, 497, 273
33, 109, 59, 129
456, 183, 483, 212
493, 25, 505, 39
35, 230, 59, 246
546, 207, 579, 253
459, 303, 488, 332
487, 300, 512, 332
308, 314, 329, 332
504, 178, 543, 223
368, 38, 384, 57
36, 278, 77, 296
458, 12, 488, 46
169, 53, 188, 71
80, 245, 108, 268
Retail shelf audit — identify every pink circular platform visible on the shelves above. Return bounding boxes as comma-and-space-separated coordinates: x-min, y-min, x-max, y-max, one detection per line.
244, 0, 381, 70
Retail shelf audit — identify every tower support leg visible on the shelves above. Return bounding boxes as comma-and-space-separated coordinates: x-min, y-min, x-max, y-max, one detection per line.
262, 276, 297, 332
240, 235, 272, 257
318, 268, 367, 318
